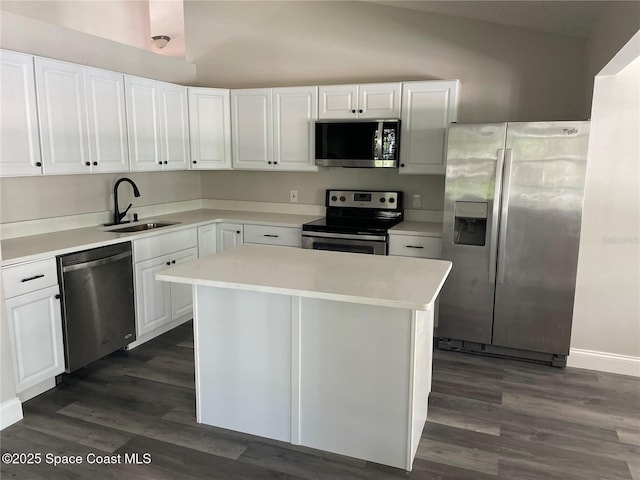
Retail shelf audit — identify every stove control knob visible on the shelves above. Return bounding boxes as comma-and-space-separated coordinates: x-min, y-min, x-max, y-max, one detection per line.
340, 196, 346, 201
389, 197, 395, 204
331, 195, 338, 202
379, 198, 386, 203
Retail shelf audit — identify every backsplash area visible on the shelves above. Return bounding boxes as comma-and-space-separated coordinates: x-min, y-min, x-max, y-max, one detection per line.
0, 169, 444, 238
199, 169, 445, 211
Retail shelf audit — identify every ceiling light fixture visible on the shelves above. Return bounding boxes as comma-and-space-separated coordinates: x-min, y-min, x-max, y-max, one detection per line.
151, 35, 171, 49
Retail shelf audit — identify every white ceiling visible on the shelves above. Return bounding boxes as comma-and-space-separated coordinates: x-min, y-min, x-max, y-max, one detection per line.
367, 1, 608, 38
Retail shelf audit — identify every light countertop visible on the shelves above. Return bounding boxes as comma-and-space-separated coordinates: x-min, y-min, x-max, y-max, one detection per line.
389, 221, 443, 237
1, 208, 443, 267
156, 244, 452, 311
1, 209, 322, 266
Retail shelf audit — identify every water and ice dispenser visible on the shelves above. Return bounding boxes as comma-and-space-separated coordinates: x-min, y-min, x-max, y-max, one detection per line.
453, 202, 487, 246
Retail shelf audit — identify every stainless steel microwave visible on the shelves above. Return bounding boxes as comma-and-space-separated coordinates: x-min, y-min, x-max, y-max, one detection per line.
314, 119, 400, 168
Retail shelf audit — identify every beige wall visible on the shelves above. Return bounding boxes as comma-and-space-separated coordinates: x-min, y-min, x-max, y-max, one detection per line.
200, 170, 444, 211
186, 1, 588, 122
572, 40, 640, 359
1, 0, 152, 52
0, 10, 196, 84
0, 172, 202, 224
584, 2, 640, 112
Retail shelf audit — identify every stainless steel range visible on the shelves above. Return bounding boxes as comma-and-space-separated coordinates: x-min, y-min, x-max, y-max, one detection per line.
302, 190, 404, 255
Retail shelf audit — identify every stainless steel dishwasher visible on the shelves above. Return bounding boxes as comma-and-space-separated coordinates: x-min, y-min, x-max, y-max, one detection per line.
57, 242, 136, 372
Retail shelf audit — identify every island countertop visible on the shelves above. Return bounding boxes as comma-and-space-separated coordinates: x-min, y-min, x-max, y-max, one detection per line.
156, 244, 452, 311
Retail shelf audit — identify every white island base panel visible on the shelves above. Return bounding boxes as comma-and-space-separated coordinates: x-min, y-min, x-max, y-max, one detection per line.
193, 285, 433, 471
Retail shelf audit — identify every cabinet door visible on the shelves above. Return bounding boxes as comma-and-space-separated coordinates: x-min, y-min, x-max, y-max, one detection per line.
4, 285, 65, 393
188, 88, 231, 170
135, 255, 172, 336
358, 83, 402, 119
125, 76, 162, 171
318, 84, 358, 119
399, 80, 460, 175
35, 58, 90, 174
197, 223, 217, 258
158, 81, 189, 170
217, 223, 244, 252
0, 50, 42, 177
231, 89, 273, 169
273, 86, 318, 172
170, 247, 197, 321
84, 67, 129, 173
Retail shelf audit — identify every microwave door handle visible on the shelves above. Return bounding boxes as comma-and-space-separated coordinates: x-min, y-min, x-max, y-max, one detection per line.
375, 122, 383, 160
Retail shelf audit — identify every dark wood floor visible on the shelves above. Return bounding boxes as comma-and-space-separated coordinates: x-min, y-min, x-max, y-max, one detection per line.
2, 321, 639, 480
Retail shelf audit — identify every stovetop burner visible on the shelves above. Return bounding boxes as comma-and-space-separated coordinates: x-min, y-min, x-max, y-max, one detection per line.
302, 189, 404, 235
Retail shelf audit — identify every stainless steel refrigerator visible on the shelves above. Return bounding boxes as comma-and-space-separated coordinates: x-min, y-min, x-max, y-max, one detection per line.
438, 122, 589, 366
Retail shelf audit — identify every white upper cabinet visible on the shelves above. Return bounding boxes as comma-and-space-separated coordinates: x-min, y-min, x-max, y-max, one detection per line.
273, 86, 318, 171
318, 83, 401, 119
399, 80, 460, 175
231, 89, 273, 170
188, 87, 232, 170
158, 81, 190, 170
0, 50, 42, 177
35, 57, 129, 175
84, 66, 129, 173
231, 87, 318, 171
125, 76, 160, 170
35, 58, 90, 175
126, 75, 189, 172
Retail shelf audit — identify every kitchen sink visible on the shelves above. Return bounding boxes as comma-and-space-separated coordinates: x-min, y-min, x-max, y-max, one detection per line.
106, 221, 180, 233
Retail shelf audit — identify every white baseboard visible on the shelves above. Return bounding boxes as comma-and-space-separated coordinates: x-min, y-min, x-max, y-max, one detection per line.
0, 397, 23, 430
568, 348, 640, 377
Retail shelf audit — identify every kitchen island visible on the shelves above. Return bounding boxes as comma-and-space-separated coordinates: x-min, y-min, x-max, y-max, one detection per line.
156, 244, 451, 471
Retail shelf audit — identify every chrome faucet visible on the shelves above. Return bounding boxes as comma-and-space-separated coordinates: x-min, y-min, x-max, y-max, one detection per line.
113, 177, 141, 224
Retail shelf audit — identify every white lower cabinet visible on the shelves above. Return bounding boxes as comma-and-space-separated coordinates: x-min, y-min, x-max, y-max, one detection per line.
133, 229, 197, 342
2, 258, 64, 395
197, 223, 217, 258
243, 224, 301, 247
216, 223, 244, 252
388, 234, 442, 259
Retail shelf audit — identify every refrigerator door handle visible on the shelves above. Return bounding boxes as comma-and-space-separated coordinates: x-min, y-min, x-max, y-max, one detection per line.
489, 148, 505, 284
497, 149, 513, 284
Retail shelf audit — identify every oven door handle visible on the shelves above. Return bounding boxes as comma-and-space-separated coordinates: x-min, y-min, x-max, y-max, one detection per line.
302, 231, 386, 242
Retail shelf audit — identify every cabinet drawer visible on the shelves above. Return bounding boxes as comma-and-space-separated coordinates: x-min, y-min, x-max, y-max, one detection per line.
134, 228, 197, 263
244, 224, 301, 247
388, 235, 442, 259
2, 257, 58, 298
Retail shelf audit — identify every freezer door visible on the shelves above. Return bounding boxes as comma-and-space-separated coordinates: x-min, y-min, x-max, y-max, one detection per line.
439, 123, 506, 344
492, 121, 589, 355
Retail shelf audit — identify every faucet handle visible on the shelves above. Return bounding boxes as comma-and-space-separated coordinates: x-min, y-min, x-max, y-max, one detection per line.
120, 203, 133, 221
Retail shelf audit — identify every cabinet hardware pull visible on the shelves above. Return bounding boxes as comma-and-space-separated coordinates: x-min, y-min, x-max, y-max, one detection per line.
164, 161, 168, 165
85, 161, 91, 166
93, 161, 98, 166
351, 109, 356, 113
236, 230, 241, 234
35, 161, 42, 167
166, 261, 171, 266
400, 163, 405, 167
273, 161, 277, 165
406, 245, 424, 249
55, 294, 61, 299
358, 109, 363, 113
171, 260, 176, 264
193, 160, 197, 164
21, 274, 45, 282
263, 234, 279, 238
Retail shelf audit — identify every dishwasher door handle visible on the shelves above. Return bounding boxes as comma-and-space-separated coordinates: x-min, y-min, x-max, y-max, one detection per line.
61, 251, 132, 273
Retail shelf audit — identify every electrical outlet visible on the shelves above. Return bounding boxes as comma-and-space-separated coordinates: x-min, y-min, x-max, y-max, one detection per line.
290, 190, 298, 203
412, 194, 422, 208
